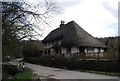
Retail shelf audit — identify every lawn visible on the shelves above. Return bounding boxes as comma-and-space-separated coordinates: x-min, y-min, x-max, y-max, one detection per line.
78, 69, 120, 76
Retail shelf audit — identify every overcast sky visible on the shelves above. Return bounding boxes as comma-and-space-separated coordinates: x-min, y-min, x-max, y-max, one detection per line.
26, 0, 119, 39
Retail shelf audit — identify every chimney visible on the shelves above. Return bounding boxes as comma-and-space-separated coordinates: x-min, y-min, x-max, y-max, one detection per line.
59, 20, 65, 27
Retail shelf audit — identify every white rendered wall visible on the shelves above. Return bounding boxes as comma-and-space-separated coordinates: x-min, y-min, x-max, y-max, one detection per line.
71, 47, 79, 53
100, 49, 104, 52
84, 48, 87, 53
61, 47, 67, 54
94, 48, 99, 52
85, 48, 101, 53
50, 49, 55, 55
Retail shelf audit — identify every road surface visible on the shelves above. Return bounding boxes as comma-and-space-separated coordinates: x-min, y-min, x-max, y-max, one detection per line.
11, 60, 119, 81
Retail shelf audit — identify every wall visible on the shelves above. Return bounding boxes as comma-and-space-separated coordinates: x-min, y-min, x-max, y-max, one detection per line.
85, 48, 104, 53
71, 47, 79, 53
61, 47, 104, 54
50, 49, 55, 55
61, 47, 67, 53
61, 47, 79, 54
100, 49, 104, 52
94, 48, 99, 52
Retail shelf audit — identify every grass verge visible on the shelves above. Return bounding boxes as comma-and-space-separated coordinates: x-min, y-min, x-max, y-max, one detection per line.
79, 69, 120, 76
14, 68, 33, 79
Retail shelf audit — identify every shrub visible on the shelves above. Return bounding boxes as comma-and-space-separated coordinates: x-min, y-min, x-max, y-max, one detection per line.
24, 57, 120, 73
2, 64, 19, 80
2, 64, 19, 76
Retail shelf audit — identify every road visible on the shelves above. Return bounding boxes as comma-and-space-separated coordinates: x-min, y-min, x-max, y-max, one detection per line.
11, 60, 119, 81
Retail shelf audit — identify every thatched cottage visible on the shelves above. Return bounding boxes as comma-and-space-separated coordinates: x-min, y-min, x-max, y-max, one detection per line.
42, 21, 106, 60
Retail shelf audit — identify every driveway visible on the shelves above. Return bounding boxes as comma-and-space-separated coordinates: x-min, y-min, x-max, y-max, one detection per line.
11, 60, 119, 80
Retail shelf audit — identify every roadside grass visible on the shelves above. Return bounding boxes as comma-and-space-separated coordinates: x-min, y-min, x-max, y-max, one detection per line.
4, 67, 33, 81
79, 69, 120, 76
15, 68, 32, 79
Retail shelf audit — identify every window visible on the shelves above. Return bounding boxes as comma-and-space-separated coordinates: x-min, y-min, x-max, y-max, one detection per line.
88, 47, 94, 52
55, 49, 59, 53
67, 47, 71, 53
88, 48, 94, 51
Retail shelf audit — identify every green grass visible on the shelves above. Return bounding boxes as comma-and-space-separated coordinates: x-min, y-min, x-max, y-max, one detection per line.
4, 68, 33, 81
79, 69, 120, 76
14, 68, 32, 79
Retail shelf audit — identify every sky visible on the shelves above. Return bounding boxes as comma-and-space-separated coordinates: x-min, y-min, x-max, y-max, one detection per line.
22, 0, 119, 39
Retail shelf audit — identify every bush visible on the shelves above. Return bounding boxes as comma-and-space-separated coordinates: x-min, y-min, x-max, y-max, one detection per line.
2, 64, 19, 76
24, 57, 120, 73
2, 64, 19, 80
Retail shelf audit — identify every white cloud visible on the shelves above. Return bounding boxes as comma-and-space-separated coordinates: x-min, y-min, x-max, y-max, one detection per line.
32, 0, 118, 39
42, 0, 118, 38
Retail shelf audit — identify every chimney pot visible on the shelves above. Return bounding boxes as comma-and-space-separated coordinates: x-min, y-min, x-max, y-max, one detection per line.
60, 20, 65, 27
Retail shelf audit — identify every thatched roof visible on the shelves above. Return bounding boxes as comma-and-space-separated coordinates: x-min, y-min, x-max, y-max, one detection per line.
42, 21, 106, 48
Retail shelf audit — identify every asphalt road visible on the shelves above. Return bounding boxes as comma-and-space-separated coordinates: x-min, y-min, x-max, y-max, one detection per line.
11, 59, 119, 81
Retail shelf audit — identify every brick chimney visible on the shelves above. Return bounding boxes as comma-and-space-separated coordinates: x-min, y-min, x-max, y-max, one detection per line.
59, 20, 65, 27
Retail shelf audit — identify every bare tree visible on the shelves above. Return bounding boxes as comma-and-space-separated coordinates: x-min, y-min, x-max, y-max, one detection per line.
2, 0, 59, 57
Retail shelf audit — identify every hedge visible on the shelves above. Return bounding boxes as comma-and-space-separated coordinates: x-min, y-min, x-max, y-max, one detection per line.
24, 57, 120, 73
2, 64, 19, 80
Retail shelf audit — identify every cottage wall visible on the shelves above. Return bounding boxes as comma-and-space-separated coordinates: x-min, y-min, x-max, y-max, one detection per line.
61, 47, 104, 54
85, 48, 104, 53
61, 47, 67, 53
50, 49, 55, 55
84, 49, 87, 53
94, 48, 99, 52
100, 49, 104, 52
71, 47, 79, 53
